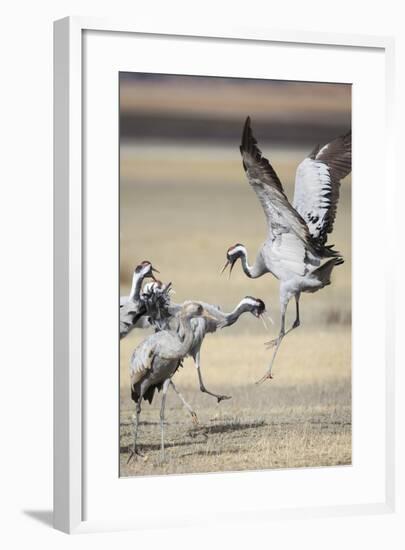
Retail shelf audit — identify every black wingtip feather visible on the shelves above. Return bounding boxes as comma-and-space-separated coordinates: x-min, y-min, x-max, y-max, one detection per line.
240, 116, 253, 155
239, 115, 286, 194
240, 116, 262, 164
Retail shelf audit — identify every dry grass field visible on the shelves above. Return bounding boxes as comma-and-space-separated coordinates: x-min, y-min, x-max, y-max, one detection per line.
119, 140, 352, 477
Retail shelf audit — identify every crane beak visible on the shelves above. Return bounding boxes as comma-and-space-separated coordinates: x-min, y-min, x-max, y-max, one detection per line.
259, 314, 268, 330
220, 260, 230, 275
228, 260, 236, 279
150, 266, 160, 281
220, 259, 236, 279
267, 314, 274, 325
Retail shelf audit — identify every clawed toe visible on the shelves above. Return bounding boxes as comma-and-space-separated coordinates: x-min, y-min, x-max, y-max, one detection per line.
255, 372, 274, 385
201, 388, 232, 403
264, 338, 278, 349
127, 448, 145, 464
217, 394, 232, 403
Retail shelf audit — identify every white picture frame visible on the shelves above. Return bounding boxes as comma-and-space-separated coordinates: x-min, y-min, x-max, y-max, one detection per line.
54, 16, 397, 534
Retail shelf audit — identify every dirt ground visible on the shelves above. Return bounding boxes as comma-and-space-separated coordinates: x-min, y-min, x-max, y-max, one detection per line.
120, 329, 351, 476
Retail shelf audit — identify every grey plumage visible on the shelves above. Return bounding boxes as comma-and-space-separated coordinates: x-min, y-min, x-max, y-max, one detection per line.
165, 297, 267, 402
128, 302, 216, 461
119, 261, 159, 339
125, 280, 200, 423
223, 117, 351, 382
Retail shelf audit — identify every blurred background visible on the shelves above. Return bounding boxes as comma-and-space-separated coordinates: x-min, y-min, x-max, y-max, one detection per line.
119, 73, 352, 476
120, 74, 351, 322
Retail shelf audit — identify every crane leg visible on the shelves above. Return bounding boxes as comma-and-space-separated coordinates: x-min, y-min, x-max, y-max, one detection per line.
195, 351, 232, 403
265, 294, 300, 349
160, 379, 171, 462
127, 400, 142, 464
257, 296, 289, 383
170, 380, 199, 425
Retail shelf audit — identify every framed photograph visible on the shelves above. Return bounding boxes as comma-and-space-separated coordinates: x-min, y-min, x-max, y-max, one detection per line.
54, 17, 397, 534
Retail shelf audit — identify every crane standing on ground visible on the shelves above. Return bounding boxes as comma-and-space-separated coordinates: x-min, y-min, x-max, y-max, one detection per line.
129, 302, 217, 461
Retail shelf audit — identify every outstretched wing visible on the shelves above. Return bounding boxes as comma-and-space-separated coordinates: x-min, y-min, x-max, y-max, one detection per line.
240, 117, 314, 253
293, 131, 351, 247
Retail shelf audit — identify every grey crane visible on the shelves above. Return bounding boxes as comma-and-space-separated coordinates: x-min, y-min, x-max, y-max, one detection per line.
122, 278, 199, 423
137, 284, 267, 401
129, 302, 217, 461
167, 296, 267, 402
119, 260, 159, 339
222, 117, 351, 383
132, 281, 267, 405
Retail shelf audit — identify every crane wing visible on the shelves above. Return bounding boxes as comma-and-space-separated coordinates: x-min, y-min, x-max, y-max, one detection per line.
119, 300, 146, 339
130, 340, 155, 385
240, 117, 314, 252
293, 131, 351, 247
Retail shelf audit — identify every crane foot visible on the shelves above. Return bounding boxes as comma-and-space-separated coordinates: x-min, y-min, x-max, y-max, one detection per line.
200, 387, 232, 403
126, 447, 145, 464
264, 338, 279, 349
217, 394, 232, 403
255, 372, 274, 384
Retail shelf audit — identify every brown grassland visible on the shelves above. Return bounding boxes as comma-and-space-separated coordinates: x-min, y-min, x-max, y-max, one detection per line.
119, 143, 352, 477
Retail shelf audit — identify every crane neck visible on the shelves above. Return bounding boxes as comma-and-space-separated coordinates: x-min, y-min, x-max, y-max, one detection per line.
128, 272, 144, 302
176, 315, 196, 354
240, 250, 266, 279
223, 300, 252, 328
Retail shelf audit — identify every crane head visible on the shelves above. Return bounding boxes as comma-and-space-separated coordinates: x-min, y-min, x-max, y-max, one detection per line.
180, 302, 217, 323
241, 296, 270, 328
220, 244, 247, 278
134, 260, 160, 281
180, 302, 204, 318
244, 296, 266, 317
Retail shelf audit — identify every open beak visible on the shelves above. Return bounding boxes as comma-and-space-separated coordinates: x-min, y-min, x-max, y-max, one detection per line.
259, 314, 268, 330
220, 259, 236, 279
150, 266, 160, 281
220, 260, 229, 275
267, 314, 274, 325
254, 306, 272, 329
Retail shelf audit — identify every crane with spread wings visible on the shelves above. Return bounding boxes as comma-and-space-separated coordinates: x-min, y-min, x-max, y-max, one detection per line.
221, 117, 351, 383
